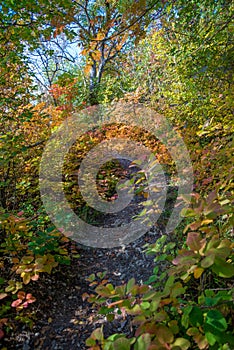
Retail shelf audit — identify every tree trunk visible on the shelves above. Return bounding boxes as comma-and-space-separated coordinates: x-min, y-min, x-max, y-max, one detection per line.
89, 62, 99, 105
88, 59, 105, 106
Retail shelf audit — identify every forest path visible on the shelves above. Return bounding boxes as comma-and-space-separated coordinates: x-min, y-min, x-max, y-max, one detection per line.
3, 160, 175, 350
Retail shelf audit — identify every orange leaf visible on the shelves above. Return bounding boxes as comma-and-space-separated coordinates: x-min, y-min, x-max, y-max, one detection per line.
17, 291, 26, 300
84, 64, 92, 75
80, 49, 87, 56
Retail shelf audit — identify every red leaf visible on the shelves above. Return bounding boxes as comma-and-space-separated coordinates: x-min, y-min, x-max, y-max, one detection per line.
11, 299, 22, 308
22, 301, 29, 308
186, 232, 205, 252
31, 274, 39, 281
26, 293, 33, 300
26, 294, 36, 303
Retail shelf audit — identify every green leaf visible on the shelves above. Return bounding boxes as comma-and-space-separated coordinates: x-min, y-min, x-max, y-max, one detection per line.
95, 285, 113, 297
181, 208, 196, 217
204, 296, 221, 307
205, 310, 227, 332
157, 325, 174, 344
107, 334, 125, 341
113, 337, 131, 350
126, 278, 136, 294
172, 337, 191, 350
21, 256, 34, 264
91, 327, 104, 341
87, 273, 95, 282
134, 333, 151, 350
170, 282, 185, 298
186, 327, 199, 336
146, 275, 158, 284
189, 306, 203, 327
205, 332, 217, 346
141, 301, 150, 310
142, 290, 157, 301
85, 338, 96, 346
181, 306, 193, 328
211, 258, 234, 278
150, 300, 160, 312
128, 304, 141, 315
115, 285, 126, 297
164, 275, 175, 290
201, 254, 215, 268
0, 278, 5, 285
99, 306, 113, 315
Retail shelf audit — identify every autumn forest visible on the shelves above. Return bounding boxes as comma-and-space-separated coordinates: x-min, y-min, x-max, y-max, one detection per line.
0, 0, 233, 349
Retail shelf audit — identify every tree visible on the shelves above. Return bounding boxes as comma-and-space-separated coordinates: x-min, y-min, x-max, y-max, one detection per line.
118, 0, 233, 125
69, 0, 164, 104
0, 0, 164, 105
0, 39, 33, 209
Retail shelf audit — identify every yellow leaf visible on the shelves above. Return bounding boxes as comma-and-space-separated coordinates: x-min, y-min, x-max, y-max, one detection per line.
96, 32, 105, 41
200, 219, 213, 226
92, 50, 101, 61
84, 64, 92, 75
22, 272, 31, 285
194, 267, 204, 279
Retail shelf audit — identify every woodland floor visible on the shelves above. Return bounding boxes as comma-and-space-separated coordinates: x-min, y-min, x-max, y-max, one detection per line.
1, 160, 176, 350
2, 229, 162, 350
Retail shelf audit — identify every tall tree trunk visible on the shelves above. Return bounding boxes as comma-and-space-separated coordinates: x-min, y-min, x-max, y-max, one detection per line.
89, 62, 99, 106
88, 59, 105, 106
